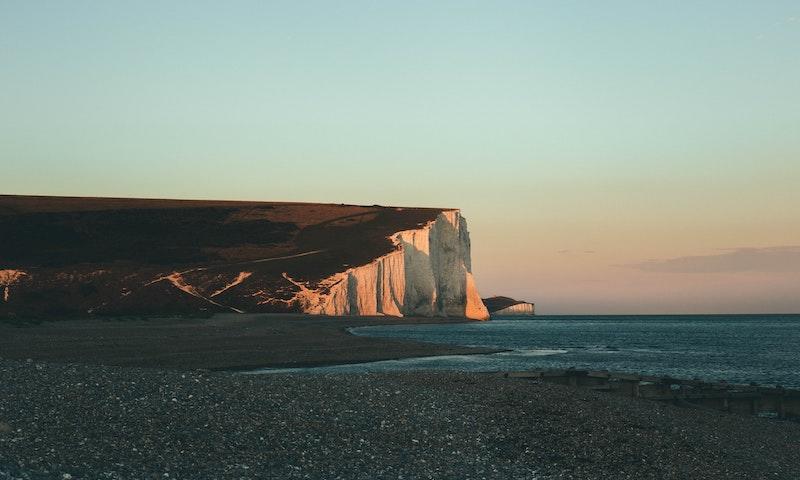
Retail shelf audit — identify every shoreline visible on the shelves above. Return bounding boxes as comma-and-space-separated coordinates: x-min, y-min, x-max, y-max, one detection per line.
0, 313, 499, 370
3, 314, 800, 478
223, 348, 513, 372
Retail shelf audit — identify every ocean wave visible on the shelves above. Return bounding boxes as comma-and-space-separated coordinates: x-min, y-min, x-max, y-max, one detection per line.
503, 349, 569, 357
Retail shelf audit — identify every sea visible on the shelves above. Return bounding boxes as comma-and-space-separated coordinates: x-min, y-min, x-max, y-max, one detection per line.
252, 314, 800, 388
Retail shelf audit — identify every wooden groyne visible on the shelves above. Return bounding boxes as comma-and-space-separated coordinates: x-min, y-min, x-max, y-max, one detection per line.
504, 368, 800, 421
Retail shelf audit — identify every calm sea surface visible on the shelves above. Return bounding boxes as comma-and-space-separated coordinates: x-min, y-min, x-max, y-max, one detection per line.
253, 314, 800, 388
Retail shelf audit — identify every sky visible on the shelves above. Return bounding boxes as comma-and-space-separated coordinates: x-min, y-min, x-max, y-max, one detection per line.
1, 1, 799, 314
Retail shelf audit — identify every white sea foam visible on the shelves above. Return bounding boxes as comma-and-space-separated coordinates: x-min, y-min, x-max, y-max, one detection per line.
503, 349, 568, 357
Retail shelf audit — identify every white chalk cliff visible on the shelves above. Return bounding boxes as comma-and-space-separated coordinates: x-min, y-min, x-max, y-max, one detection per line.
492, 302, 535, 316
287, 211, 490, 320
0, 196, 495, 319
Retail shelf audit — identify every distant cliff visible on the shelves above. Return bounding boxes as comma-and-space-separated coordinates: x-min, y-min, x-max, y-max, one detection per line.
482, 296, 535, 316
0, 195, 489, 320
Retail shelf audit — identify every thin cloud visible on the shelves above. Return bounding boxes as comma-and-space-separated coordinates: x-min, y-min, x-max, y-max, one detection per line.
755, 13, 798, 39
626, 246, 800, 273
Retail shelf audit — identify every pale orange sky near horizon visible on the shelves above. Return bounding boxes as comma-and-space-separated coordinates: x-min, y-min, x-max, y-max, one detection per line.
2, 1, 799, 313
467, 170, 800, 313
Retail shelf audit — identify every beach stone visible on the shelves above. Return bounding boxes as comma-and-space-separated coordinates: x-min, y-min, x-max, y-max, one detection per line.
0, 359, 799, 479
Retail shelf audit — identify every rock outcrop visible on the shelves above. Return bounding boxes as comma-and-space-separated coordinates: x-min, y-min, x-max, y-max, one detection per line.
0, 269, 28, 303
0, 195, 488, 320
482, 296, 535, 316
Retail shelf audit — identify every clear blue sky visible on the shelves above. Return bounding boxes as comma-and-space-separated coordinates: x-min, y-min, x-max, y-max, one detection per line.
2, 1, 799, 313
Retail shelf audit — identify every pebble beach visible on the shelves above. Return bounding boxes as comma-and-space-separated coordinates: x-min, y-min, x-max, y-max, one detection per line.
2, 358, 800, 480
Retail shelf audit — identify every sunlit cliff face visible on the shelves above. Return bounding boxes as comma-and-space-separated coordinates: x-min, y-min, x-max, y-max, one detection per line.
0, 270, 28, 302
288, 211, 490, 321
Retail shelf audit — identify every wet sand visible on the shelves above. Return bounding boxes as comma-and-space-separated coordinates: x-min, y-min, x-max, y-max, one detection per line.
0, 313, 497, 370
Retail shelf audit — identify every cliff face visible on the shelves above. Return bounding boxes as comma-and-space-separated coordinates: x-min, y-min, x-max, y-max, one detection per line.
0, 196, 488, 320
482, 296, 535, 316
492, 303, 535, 316
289, 211, 489, 320
0, 270, 27, 303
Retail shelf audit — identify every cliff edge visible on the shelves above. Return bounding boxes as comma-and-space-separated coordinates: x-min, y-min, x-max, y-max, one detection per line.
482, 296, 535, 316
0, 195, 489, 320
